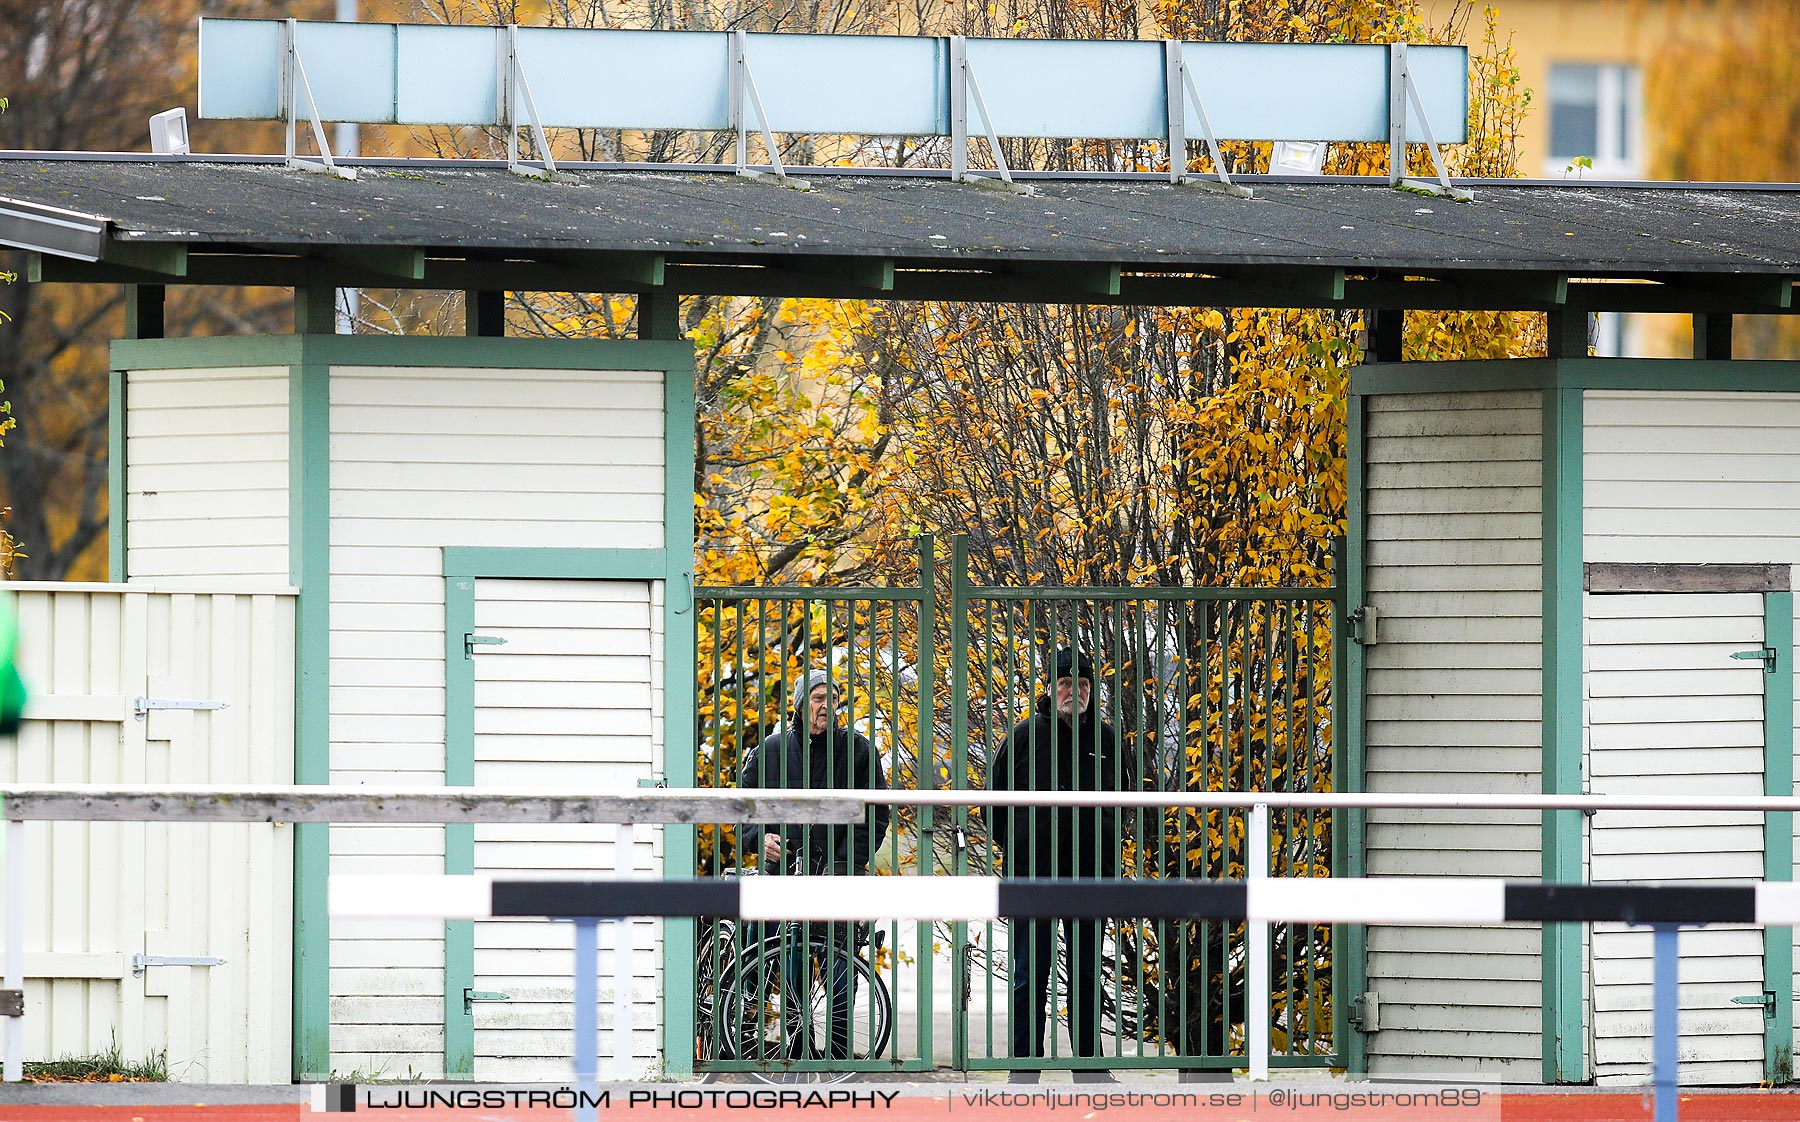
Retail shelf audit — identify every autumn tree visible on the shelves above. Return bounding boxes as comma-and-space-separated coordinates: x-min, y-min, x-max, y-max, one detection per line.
0, 0, 317, 579
1646, 0, 1800, 359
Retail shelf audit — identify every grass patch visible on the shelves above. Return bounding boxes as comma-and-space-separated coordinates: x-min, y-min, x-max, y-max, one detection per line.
24, 1040, 168, 1083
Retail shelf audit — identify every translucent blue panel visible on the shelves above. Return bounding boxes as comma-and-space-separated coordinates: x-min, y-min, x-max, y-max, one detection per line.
195, 20, 1469, 147
744, 33, 948, 136
514, 28, 730, 131
292, 22, 398, 123
964, 38, 1166, 140
397, 25, 500, 125
1404, 46, 1469, 145
198, 18, 282, 120
1185, 42, 1467, 144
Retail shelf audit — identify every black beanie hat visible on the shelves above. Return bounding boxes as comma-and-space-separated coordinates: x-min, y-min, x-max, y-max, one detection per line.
1047, 646, 1096, 684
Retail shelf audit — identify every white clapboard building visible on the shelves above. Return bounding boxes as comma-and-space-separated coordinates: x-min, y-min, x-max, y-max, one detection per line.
1351, 364, 1800, 1085
3, 330, 696, 1082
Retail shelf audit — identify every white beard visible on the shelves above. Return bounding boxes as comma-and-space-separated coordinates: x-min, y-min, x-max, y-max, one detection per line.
1056, 693, 1091, 719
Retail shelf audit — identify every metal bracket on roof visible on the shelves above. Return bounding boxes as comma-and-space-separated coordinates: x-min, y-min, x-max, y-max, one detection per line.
280, 19, 355, 180
1165, 41, 1252, 199
729, 31, 809, 190
1388, 43, 1472, 202
500, 26, 574, 183
948, 36, 1034, 197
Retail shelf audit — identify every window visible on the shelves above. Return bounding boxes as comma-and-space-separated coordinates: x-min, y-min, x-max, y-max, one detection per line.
1547, 63, 1643, 178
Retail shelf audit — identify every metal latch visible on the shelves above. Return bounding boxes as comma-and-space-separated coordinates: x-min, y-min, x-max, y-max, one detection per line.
1348, 606, 1380, 647
132, 954, 225, 976
464, 633, 507, 658
1732, 991, 1777, 1020
0, 990, 22, 1017
465, 987, 510, 1014
133, 697, 229, 720
1349, 991, 1381, 1033
1731, 647, 1778, 673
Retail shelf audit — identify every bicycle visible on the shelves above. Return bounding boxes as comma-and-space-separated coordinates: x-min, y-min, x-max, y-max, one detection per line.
696, 870, 893, 1084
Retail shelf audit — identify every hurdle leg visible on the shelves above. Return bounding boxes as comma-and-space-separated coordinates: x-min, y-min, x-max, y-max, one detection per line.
1248, 803, 1270, 1082
611, 824, 634, 1082
574, 918, 600, 1122
1652, 923, 1678, 1122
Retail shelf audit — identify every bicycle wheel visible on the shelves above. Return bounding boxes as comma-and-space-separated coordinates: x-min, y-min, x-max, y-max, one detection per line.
715, 935, 892, 1084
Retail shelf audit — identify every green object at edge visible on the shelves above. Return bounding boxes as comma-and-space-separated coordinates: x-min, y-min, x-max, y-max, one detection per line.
0, 592, 25, 735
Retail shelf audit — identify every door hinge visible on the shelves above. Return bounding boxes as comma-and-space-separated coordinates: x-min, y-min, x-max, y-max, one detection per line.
1347, 606, 1379, 647
465, 987, 511, 1014
1732, 991, 1777, 1020
132, 954, 225, 976
1730, 647, 1778, 673
0, 989, 22, 1017
1349, 991, 1381, 1033
133, 697, 229, 721
464, 633, 508, 658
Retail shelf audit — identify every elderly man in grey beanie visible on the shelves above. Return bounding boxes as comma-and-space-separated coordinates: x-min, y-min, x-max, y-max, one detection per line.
987, 645, 1126, 1080
739, 668, 892, 1059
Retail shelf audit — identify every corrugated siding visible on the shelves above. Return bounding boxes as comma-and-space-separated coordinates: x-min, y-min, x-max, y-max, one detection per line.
1361, 390, 1543, 1078
1585, 389, 1800, 1079
326, 365, 666, 1078
3, 584, 295, 1082
1585, 593, 1766, 1086
125, 366, 290, 580
471, 579, 661, 1081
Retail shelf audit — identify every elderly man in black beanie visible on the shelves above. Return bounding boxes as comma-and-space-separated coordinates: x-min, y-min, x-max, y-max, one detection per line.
739, 668, 891, 1060
987, 646, 1125, 1079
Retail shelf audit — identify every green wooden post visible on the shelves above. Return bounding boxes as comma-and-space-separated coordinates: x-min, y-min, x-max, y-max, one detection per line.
948, 534, 970, 1071
290, 338, 333, 1081
1540, 380, 1585, 1083
1765, 591, 1795, 1083
914, 535, 937, 1066
443, 577, 477, 1078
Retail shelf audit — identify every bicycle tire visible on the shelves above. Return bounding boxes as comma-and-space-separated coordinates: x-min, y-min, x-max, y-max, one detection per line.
714, 934, 892, 1083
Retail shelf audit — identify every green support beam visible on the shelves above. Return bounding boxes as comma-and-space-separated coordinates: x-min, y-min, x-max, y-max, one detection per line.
443, 576, 477, 1078
290, 349, 333, 1081
325, 247, 426, 281
1338, 391, 1369, 1076
1540, 381, 1585, 1083
1765, 592, 1795, 1084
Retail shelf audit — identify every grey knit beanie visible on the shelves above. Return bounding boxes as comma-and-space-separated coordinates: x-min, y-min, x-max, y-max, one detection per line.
790, 668, 833, 723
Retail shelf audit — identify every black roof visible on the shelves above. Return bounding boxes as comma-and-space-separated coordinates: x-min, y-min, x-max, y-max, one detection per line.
4, 153, 1798, 312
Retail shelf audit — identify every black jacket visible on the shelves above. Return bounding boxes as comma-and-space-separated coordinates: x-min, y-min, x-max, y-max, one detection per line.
987, 696, 1126, 878
740, 724, 892, 875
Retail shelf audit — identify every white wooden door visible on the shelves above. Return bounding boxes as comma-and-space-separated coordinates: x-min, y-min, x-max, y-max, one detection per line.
1585, 592, 1767, 1085
469, 579, 661, 1081
4, 585, 295, 1082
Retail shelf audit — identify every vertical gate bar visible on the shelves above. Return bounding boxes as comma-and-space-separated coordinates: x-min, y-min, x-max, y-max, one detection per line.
914, 541, 937, 1067
1174, 601, 1189, 1063
948, 535, 971, 1068
1652, 924, 1680, 1122
1286, 598, 1301, 1057
572, 918, 599, 1122
1248, 802, 1270, 1081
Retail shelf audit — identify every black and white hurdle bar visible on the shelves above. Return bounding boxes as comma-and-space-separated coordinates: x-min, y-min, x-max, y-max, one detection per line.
335, 873, 1800, 1122
332, 873, 1800, 926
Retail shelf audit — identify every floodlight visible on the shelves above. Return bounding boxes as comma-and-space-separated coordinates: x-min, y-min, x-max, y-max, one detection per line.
1269, 141, 1327, 176
150, 108, 190, 155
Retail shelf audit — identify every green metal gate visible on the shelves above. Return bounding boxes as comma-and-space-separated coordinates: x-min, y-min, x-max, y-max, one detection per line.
691, 540, 937, 1076
692, 535, 1341, 1075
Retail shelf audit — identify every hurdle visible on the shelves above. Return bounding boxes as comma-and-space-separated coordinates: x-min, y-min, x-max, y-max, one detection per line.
11, 784, 1800, 1122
